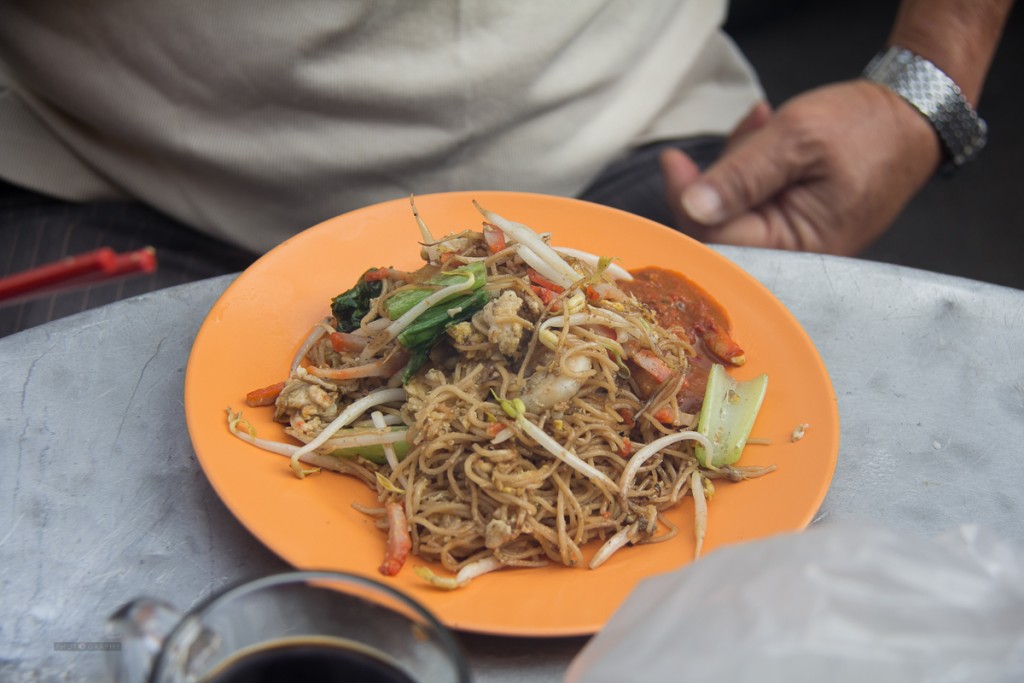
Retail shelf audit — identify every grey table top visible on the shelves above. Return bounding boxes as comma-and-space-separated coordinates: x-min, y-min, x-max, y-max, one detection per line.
3, 246, 1023, 682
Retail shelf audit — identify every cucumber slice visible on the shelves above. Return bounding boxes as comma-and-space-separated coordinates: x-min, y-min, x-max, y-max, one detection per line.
696, 364, 768, 467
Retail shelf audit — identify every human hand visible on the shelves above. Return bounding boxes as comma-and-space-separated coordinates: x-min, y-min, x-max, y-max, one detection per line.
660, 81, 943, 255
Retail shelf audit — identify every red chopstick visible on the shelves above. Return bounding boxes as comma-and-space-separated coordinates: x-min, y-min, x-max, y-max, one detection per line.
0, 246, 158, 305
107, 247, 158, 278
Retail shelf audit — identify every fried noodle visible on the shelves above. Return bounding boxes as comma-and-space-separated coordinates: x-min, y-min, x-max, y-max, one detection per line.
231, 201, 769, 587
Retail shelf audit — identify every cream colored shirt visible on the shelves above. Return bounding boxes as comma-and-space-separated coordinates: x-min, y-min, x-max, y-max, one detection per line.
0, 1, 761, 252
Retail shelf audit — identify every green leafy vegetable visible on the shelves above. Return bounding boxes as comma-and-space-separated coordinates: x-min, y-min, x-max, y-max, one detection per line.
329, 266, 489, 383
397, 289, 488, 349
331, 270, 385, 332
398, 289, 490, 382
383, 262, 487, 320
695, 364, 768, 468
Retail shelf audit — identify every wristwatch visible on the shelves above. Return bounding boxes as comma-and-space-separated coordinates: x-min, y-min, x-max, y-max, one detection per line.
862, 46, 987, 171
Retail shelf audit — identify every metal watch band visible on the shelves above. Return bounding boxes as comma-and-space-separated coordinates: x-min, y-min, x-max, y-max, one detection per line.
863, 46, 987, 169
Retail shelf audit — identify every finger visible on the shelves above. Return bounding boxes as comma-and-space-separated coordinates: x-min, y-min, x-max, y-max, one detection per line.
658, 147, 706, 237
704, 213, 772, 248
727, 100, 773, 149
659, 147, 700, 203
680, 122, 798, 227
705, 204, 804, 251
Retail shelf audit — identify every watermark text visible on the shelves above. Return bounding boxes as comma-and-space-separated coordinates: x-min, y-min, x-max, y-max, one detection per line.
54, 641, 122, 652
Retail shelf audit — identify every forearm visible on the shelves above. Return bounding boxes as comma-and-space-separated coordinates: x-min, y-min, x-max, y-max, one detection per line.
887, 0, 1015, 104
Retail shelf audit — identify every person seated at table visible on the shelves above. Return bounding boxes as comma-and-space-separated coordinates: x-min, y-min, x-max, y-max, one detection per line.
0, 0, 1012, 332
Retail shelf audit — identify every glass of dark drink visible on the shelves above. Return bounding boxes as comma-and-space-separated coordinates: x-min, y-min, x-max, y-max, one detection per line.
106, 571, 470, 683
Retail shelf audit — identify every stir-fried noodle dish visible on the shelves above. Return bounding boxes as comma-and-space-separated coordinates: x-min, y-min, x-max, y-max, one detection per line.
231, 200, 771, 589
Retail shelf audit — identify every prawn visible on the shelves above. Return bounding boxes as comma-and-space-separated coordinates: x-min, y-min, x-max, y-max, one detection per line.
379, 502, 411, 576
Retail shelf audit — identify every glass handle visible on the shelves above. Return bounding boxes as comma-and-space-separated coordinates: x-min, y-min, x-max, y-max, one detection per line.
105, 598, 182, 683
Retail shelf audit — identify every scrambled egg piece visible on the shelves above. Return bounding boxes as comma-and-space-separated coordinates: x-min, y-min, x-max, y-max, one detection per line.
476, 290, 527, 356
446, 321, 479, 346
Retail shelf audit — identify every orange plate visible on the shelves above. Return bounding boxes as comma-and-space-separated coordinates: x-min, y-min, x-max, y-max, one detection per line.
184, 191, 839, 637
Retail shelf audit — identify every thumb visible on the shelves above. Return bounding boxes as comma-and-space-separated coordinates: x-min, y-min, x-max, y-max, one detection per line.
679, 124, 794, 227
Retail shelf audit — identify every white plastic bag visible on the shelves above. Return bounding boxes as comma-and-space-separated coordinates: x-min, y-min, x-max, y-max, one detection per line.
565, 521, 1024, 683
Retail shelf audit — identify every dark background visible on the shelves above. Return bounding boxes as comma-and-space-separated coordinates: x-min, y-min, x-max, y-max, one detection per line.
726, 0, 1023, 290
